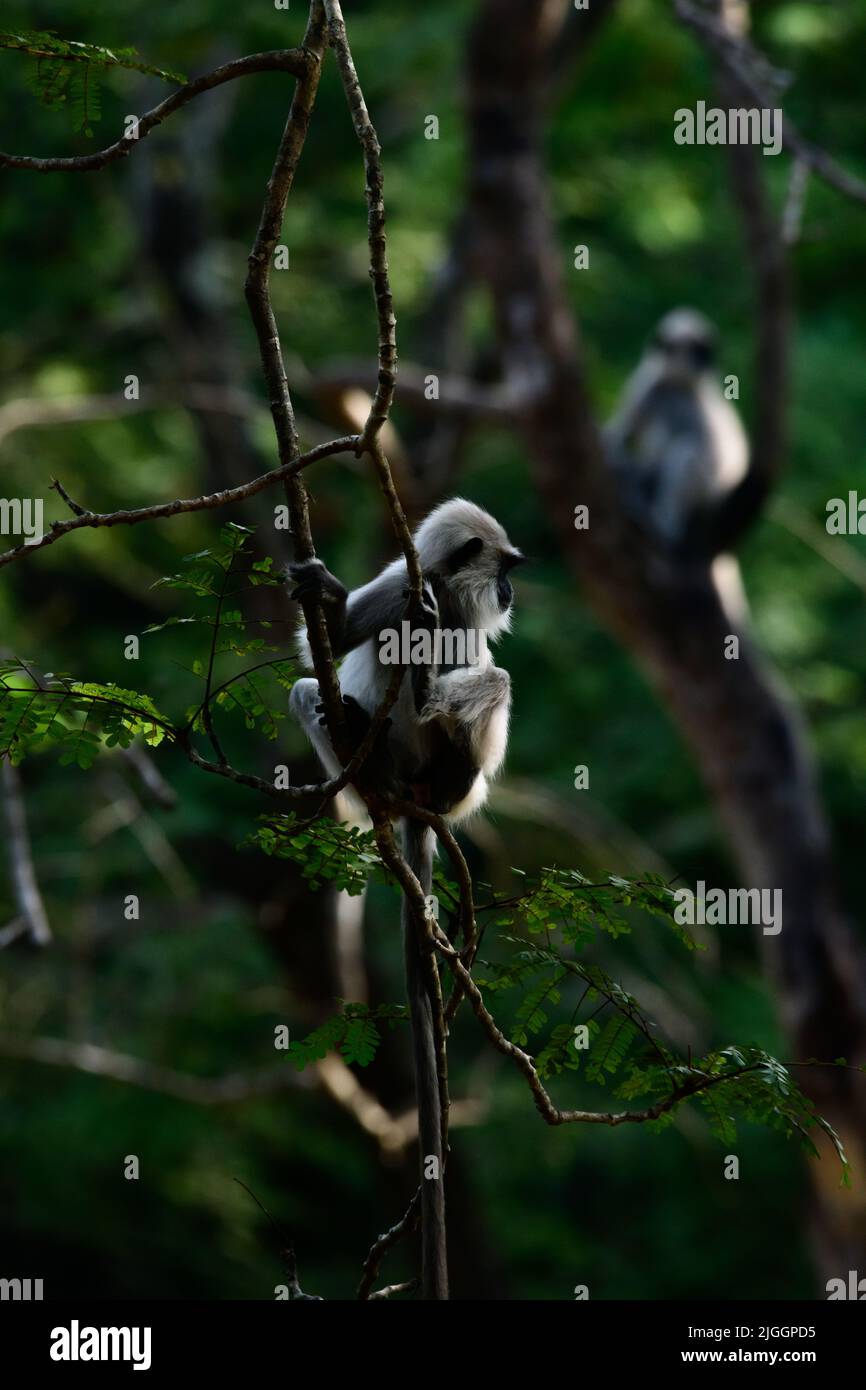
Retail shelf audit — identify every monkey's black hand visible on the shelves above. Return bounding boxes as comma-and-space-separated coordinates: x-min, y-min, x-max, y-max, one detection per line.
288, 558, 348, 653
287, 558, 348, 607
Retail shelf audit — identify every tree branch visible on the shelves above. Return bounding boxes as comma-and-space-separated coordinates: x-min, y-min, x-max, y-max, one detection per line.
672, 0, 866, 206
0, 50, 313, 173
0, 436, 359, 572
0, 1032, 307, 1104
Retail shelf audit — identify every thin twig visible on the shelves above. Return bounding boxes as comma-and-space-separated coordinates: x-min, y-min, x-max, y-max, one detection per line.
0, 50, 313, 172
0, 436, 359, 572
369, 1279, 418, 1300
357, 1189, 421, 1301
324, 0, 397, 446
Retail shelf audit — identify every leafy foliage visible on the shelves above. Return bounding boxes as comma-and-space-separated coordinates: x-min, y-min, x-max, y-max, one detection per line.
151, 524, 294, 744
1, 29, 185, 135
251, 815, 387, 896
286, 1004, 409, 1072
467, 888, 849, 1177
1, 526, 294, 767
478, 867, 697, 951
0, 663, 171, 768
617, 1046, 852, 1184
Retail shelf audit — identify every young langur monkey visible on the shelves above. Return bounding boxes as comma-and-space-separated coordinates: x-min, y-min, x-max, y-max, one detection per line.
604, 307, 750, 621
287, 497, 524, 1298
288, 497, 523, 821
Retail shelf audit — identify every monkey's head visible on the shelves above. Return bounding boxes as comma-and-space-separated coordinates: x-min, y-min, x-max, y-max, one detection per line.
650, 307, 717, 382
414, 498, 525, 637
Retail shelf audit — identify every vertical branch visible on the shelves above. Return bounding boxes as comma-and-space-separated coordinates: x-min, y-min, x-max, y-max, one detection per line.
324, 0, 449, 1297
323, 0, 397, 447
244, 1, 350, 760
375, 815, 449, 1299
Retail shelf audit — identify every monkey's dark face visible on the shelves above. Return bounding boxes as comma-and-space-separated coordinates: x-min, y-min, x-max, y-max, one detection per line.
439, 535, 525, 627
654, 330, 716, 374
496, 549, 525, 611
651, 309, 717, 380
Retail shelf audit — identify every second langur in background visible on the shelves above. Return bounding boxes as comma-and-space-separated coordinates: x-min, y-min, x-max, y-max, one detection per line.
604, 307, 749, 554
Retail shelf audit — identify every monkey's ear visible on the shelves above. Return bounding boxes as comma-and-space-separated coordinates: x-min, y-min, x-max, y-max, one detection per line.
445, 536, 484, 573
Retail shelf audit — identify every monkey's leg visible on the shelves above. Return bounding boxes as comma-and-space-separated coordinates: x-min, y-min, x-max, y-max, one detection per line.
402, 819, 449, 1300
289, 678, 342, 780
419, 663, 509, 724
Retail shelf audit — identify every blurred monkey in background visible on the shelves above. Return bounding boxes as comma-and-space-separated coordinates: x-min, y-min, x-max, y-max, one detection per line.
604, 307, 750, 620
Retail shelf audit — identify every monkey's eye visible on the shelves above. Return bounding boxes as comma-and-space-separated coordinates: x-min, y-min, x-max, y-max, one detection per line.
688, 340, 714, 369
446, 536, 484, 574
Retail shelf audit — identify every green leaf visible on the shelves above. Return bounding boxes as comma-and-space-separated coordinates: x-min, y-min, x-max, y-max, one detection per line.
340, 1017, 380, 1068
586, 1016, 638, 1084
3, 29, 185, 135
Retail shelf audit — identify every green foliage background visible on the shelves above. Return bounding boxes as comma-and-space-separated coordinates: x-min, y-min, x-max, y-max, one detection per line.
1, 0, 865, 1298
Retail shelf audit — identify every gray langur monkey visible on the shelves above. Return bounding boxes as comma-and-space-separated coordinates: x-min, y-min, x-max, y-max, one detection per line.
604, 307, 751, 625
286, 497, 524, 1299
287, 497, 524, 825
604, 308, 749, 552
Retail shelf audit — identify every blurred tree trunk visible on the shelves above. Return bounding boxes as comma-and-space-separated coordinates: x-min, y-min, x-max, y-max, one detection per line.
464, 0, 866, 1281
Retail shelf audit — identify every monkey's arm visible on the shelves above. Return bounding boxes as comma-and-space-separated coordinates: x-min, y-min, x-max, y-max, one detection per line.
288, 557, 414, 659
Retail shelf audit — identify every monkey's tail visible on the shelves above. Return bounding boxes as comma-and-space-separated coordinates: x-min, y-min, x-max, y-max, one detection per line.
401, 817, 449, 1301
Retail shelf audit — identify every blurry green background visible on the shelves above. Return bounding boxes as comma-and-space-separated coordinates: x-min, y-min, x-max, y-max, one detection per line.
1, 0, 865, 1299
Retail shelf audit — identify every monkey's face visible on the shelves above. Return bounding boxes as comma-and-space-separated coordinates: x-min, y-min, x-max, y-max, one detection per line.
414, 498, 524, 637
495, 549, 525, 612
651, 308, 717, 383
438, 534, 525, 633
654, 333, 715, 378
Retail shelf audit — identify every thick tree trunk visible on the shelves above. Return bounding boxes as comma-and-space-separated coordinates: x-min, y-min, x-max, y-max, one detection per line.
466, 0, 866, 1279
